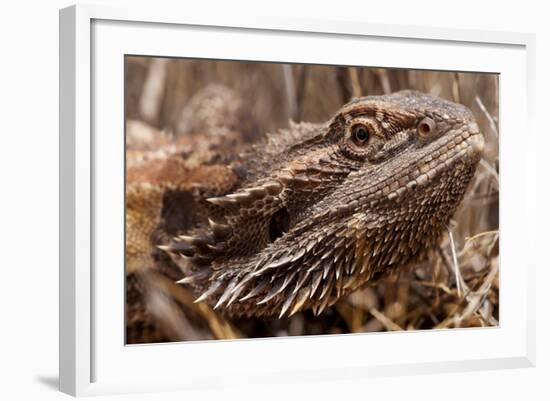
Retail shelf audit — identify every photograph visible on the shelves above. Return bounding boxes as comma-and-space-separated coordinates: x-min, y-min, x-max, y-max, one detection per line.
124, 56, 499, 344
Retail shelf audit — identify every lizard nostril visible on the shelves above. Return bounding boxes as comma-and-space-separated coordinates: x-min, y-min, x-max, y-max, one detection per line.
269, 208, 290, 242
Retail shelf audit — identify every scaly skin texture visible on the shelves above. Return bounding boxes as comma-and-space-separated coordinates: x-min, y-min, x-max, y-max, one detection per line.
125, 85, 257, 342
160, 90, 485, 318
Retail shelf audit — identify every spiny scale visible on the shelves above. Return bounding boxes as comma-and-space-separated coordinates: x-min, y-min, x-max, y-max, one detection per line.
159, 90, 484, 318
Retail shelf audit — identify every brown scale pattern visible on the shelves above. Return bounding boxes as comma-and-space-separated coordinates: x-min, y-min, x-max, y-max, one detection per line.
125, 85, 260, 341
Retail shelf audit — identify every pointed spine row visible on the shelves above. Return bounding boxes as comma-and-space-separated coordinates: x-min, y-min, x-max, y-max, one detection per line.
205, 181, 283, 208
157, 217, 233, 277
192, 231, 377, 319
277, 162, 350, 190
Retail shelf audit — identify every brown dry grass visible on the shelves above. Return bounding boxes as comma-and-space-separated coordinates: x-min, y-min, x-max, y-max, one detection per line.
125, 56, 499, 341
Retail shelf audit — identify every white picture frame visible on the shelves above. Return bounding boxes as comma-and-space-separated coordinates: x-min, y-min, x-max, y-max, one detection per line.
59, 4, 536, 397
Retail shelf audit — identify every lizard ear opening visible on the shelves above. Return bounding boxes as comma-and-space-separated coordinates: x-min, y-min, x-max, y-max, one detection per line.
417, 117, 437, 138
269, 208, 290, 242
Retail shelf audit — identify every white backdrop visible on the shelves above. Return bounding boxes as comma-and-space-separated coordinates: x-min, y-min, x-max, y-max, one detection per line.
0, 0, 548, 400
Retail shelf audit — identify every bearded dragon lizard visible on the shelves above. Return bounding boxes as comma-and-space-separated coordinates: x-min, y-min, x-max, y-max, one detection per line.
128, 89, 484, 326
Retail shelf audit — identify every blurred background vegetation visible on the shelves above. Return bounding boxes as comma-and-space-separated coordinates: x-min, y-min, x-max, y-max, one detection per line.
126, 56, 499, 343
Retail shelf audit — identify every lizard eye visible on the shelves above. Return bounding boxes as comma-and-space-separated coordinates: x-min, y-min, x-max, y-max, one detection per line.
351, 123, 371, 146
417, 117, 436, 138
341, 118, 380, 160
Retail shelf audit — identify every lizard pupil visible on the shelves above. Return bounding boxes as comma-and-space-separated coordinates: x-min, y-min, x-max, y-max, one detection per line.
269, 208, 290, 242
352, 124, 370, 145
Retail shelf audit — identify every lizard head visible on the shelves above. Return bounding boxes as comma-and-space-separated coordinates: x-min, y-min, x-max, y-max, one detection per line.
162, 90, 484, 318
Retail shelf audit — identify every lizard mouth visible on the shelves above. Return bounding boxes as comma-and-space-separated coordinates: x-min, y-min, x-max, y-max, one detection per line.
402, 123, 484, 195
424, 126, 483, 174
360, 124, 484, 208
423, 123, 484, 176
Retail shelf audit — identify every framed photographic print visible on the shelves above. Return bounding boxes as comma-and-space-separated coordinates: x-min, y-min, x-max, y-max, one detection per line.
59, 4, 536, 396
